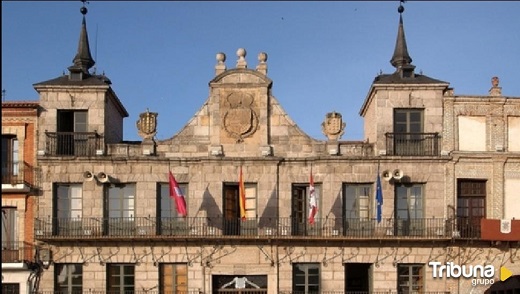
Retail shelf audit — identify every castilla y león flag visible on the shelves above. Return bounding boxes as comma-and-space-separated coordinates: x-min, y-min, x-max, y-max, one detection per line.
169, 171, 187, 217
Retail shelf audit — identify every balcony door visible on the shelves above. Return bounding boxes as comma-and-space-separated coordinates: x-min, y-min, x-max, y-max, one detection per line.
291, 183, 321, 236
223, 184, 240, 236
393, 109, 424, 156
457, 180, 486, 238
56, 110, 87, 155
292, 185, 307, 236
104, 184, 135, 236
1, 207, 18, 262
395, 183, 424, 236
158, 183, 188, 235
343, 184, 372, 237
54, 184, 83, 236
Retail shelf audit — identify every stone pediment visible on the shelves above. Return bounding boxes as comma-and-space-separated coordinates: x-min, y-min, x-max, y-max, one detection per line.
156, 49, 322, 158
211, 68, 272, 87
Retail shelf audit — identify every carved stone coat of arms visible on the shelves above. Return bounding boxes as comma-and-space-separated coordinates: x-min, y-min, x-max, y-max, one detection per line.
223, 92, 259, 142
136, 109, 158, 140
321, 111, 346, 141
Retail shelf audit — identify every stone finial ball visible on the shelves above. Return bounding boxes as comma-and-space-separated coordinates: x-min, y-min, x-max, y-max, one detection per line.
80, 6, 88, 15
216, 52, 226, 63
258, 52, 268, 62
492, 76, 500, 87
236, 48, 247, 58
397, 5, 404, 13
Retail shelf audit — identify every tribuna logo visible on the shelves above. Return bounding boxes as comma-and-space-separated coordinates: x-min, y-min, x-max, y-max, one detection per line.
428, 262, 495, 286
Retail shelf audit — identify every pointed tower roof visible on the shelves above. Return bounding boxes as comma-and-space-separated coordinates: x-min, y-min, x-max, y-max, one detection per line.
67, 3, 95, 77
390, 2, 415, 76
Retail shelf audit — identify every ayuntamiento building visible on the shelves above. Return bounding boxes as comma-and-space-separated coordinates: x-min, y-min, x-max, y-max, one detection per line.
3, 2, 520, 294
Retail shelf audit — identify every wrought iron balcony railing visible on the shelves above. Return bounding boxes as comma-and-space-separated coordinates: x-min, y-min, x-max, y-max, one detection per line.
1, 161, 38, 189
280, 292, 450, 294
32, 291, 451, 294
35, 217, 452, 240
453, 217, 481, 239
385, 132, 440, 156
34, 291, 202, 294
44, 131, 103, 156
1, 241, 35, 263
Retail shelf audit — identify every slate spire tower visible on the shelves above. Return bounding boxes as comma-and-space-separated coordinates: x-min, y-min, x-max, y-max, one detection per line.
390, 1, 416, 78
68, 0, 95, 80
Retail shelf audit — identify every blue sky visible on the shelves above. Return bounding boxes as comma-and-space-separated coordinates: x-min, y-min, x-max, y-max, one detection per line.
2, 1, 520, 141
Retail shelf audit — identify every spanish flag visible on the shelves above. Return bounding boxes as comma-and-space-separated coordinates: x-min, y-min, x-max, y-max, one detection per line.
239, 166, 247, 221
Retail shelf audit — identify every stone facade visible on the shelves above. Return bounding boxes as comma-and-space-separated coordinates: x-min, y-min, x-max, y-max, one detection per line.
31, 50, 520, 293
16, 3, 520, 294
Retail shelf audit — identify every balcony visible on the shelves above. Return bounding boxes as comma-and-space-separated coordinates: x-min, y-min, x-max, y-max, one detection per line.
1, 161, 38, 192
1, 241, 35, 263
31, 289, 451, 294
385, 133, 440, 156
34, 291, 202, 294
480, 218, 520, 241
35, 217, 451, 241
44, 131, 103, 156
280, 292, 450, 294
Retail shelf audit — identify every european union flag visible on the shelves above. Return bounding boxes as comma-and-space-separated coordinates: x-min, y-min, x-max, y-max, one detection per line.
376, 173, 383, 223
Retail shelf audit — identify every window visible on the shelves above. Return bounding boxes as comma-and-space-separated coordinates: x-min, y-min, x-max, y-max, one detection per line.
393, 109, 425, 156
1, 207, 17, 244
291, 183, 321, 236
457, 180, 486, 238
158, 182, 188, 235
343, 184, 373, 237
55, 264, 83, 293
395, 184, 423, 219
343, 184, 371, 219
1, 135, 19, 183
105, 184, 135, 236
397, 264, 424, 294
1, 207, 18, 262
159, 263, 187, 293
57, 110, 88, 133
159, 183, 188, 218
293, 263, 320, 293
107, 264, 134, 294
56, 110, 88, 156
395, 184, 424, 236
54, 184, 83, 235
394, 109, 423, 133
345, 263, 371, 293
55, 184, 83, 219
222, 183, 257, 236
1, 284, 20, 294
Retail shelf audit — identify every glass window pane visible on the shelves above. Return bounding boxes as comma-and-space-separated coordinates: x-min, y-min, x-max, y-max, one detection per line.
395, 111, 407, 123
410, 111, 422, 122
74, 112, 88, 132
159, 183, 188, 218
